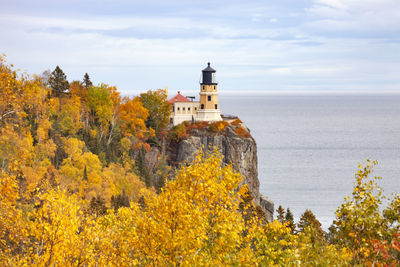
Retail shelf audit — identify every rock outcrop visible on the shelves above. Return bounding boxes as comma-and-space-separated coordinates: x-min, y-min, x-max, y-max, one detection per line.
165, 123, 274, 221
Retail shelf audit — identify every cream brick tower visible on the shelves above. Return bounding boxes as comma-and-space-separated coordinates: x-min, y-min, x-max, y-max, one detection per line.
196, 62, 222, 122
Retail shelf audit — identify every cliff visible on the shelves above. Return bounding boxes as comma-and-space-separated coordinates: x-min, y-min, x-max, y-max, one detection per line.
164, 122, 274, 221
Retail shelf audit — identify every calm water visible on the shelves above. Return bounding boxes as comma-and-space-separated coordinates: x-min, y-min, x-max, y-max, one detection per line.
219, 94, 400, 229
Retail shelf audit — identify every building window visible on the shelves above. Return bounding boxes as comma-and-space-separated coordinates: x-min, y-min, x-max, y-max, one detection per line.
172, 106, 174, 112
208, 95, 211, 101
195, 107, 197, 110
177, 107, 180, 111
188, 107, 190, 111
183, 107, 185, 111
215, 104, 218, 109
201, 104, 204, 110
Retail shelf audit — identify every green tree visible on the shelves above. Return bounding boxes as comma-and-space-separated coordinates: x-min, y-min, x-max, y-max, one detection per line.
139, 88, 171, 135
83, 73, 92, 89
276, 205, 285, 223
297, 209, 325, 247
49, 66, 69, 96
285, 208, 295, 232
111, 190, 130, 212
88, 195, 107, 217
153, 155, 170, 193
83, 165, 88, 181
298, 209, 323, 235
136, 145, 151, 188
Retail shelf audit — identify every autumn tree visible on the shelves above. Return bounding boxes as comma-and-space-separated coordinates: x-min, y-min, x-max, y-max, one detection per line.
57, 96, 83, 136
49, 66, 69, 96
139, 88, 171, 136
86, 84, 113, 144
127, 149, 252, 265
119, 96, 153, 147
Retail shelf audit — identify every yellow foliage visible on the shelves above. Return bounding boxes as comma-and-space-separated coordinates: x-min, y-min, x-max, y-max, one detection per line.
103, 163, 148, 201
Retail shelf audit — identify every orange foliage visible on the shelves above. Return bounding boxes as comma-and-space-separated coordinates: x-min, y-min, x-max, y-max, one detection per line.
119, 96, 153, 141
235, 126, 251, 138
231, 118, 242, 126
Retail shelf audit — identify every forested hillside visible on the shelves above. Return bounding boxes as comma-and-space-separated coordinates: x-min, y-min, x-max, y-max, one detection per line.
1, 54, 399, 266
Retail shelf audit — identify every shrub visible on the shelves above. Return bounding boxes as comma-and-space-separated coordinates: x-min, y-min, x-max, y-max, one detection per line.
235, 126, 250, 138
168, 123, 188, 141
231, 118, 242, 126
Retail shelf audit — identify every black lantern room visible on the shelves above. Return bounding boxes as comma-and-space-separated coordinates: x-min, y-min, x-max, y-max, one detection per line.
200, 62, 217, 85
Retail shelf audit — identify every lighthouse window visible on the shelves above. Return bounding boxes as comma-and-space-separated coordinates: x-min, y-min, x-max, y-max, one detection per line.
214, 86, 216, 90
202, 85, 205, 91
208, 96, 211, 101
215, 104, 218, 109
201, 104, 204, 110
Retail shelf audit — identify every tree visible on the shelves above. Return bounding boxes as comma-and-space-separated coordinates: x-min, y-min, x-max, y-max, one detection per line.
83, 165, 88, 181
111, 190, 130, 212
276, 205, 285, 223
83, 73, 92, 89
330, 160, 385, 264
139, 88, 171, 135
136, 145, 151, 188
40, 69, 51, 87
153, 155, 170, 193
89, 195, 107, 217
298, 209, 323, 235
119, 96, 154, 145
86, 84, 113, 143
57, 96, 83, 136
285, 208, 295, 232
49, 66, 69, 96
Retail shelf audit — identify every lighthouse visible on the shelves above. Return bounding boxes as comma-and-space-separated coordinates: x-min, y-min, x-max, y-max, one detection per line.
196, 62, 222, 122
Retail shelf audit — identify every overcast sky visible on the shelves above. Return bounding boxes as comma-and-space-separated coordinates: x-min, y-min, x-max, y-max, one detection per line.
1, 0, 400, 94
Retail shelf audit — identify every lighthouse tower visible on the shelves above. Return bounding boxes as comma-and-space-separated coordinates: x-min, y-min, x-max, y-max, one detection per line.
196, 62, 222, 122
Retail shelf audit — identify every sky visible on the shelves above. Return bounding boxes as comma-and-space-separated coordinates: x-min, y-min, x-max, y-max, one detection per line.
1, 0, 400, 95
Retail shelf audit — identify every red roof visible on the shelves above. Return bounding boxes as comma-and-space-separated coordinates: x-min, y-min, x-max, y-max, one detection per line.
168, 91, 190, 104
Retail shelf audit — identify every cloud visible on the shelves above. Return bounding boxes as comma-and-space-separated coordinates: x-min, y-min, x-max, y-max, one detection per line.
0, 1, 399, 93
305, 0, 400, 37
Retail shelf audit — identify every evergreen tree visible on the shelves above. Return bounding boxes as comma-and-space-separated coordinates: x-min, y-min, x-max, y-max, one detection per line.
111, 190, 130, 212
298, 209, 325, 244
298, 209, 323, 234
88, 196, 107, 217
276, 205, 286, 223
83, 165, 88, 181
49, 66, 69, 96
153, 155, 170, 193
136, 145, 151, 188
285, 208, 295, 232
83, 73, 93, 89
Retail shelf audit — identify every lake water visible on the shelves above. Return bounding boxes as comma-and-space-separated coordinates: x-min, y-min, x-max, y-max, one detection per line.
219, 94, 400, 229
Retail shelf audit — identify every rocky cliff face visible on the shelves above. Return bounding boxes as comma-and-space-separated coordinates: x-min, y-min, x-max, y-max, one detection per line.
165, 124, 274, 221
